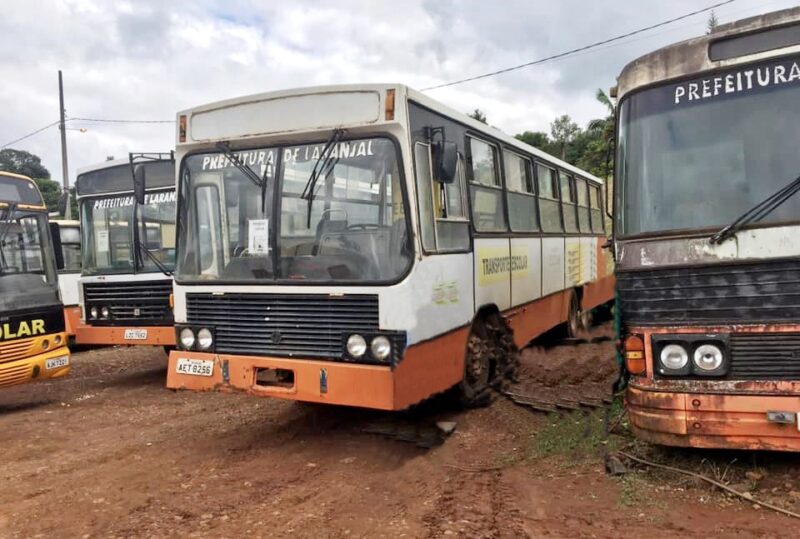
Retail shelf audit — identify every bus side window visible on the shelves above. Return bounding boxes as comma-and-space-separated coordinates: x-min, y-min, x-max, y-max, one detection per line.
536, 163, 562, 233
504, 150, 538, 232
559, 172, 578, 233
413, 142, 437, 252
467, 137, 507, 232
434, 155, 470, 252
195, 185, 222, 276
589, 184, 604, 233
576, 178, 591, 233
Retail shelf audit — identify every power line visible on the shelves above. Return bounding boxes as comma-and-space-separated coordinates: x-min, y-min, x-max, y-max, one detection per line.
0, 120, 61, 149
0, 116, 175, 150
421, 0, 736, 91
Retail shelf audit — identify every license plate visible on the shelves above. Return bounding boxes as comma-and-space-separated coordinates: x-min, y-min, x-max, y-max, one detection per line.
45, 356, 70, 370
176, 358, 214, 377
124, 329, 148, 340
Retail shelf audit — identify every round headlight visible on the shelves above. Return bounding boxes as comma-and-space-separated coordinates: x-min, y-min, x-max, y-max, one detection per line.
346, 334, 367, 358
179, 328, 196, 349
660, 344, 689, 371
90, 307, 98, 319
370, 336, 392, 361
54, 335, 62, 346
41, 339, 50, 350
197, 328, 213, 350
694, 344, 724, 372
101, 307, 110, 319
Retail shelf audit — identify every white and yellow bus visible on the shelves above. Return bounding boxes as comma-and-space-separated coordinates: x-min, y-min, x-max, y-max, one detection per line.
166, 84, 614, 409
0, 171, 70, 388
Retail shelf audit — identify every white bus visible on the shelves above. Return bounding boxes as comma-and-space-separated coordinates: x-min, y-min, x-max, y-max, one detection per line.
75, 156, 177, 347
51, 219, 81, 336
167, 84, 614, 409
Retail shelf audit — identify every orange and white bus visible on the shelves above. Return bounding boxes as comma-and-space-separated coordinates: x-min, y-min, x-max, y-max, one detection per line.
617, 8, 800, 450
0, 171, 70, 388
74, 156, 177, 347
51, 219, 82, 336
166, 84, 614, 409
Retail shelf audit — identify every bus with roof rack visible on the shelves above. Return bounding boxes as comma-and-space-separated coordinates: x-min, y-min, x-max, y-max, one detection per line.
75, 154, 177, 347
166, 83, 614, 409
616, 7, 800, 451
0, 171, 70, 388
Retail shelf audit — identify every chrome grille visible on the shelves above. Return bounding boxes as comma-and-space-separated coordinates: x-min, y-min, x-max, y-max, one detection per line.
185, 293, 380, 359
83, 279, 173, 325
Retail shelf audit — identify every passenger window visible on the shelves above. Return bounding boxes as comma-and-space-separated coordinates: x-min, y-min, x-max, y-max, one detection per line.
576, 178, 591, 233
505, 151, 538, 232
559, 172, 578, 233
468, 137, 507, 232
589, 184, 605, 233
536, 163, 562, 233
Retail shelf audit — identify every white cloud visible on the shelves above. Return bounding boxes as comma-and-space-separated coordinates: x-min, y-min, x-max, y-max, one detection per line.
1, 0, 797, 185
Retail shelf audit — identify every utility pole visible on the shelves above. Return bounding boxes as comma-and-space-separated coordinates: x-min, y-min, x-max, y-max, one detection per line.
58, 70, 71, 219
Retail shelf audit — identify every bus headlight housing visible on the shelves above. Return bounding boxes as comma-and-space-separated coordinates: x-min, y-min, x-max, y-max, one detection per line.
653, 335, 729, 377
346, 334, 367, 358
658, 344, 689, 375
693, 344, 725, 375
101, 307, 110, 319
370, 336, 392, 362
90, 307, 98, 319
197, 328, 214, 350
179, 327, 196, 350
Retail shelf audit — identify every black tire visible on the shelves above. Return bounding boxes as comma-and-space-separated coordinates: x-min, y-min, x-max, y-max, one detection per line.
459, 330, 492, 408
566, 291, 581, 339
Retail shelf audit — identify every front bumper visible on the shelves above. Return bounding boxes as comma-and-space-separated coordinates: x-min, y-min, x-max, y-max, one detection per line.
75, 324, 176, 346
627, 384, 800, 451
0, 345, 71, 389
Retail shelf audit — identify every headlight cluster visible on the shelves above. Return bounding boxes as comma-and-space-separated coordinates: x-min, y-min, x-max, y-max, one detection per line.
88, 306, 111, 320
177, 326, 214, 351
654, 335, 728, 377
345, 334, 393, 363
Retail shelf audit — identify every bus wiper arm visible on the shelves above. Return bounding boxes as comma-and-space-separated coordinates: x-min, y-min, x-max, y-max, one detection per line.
135, 239, 173, 277
710, 174, 800, 245
300, 128, 345, 226
215, 142, 267, 188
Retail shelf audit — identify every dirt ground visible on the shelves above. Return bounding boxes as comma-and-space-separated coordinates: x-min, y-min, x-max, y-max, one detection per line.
1, 324, 798, 538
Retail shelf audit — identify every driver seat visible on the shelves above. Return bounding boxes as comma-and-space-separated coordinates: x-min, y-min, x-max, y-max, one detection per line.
313, 218, 347, 255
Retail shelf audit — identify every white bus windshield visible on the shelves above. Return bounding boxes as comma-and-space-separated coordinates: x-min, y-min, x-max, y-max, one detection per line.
81, 190, 177, 275
616, 55, 800, 236
177, 137, 412, 283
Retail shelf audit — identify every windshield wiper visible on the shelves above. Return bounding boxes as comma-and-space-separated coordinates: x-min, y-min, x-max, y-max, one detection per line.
0, 204, 16, 270
710, 174, 800, 244
215, 142, 272, 212
300, 128, 345, 227
135, 239, 173, 276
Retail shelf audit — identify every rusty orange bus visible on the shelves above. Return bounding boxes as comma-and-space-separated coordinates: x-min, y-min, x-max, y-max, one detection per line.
617, 8, 800, 450
74, 155, 177, 347
165, 84, 614, 410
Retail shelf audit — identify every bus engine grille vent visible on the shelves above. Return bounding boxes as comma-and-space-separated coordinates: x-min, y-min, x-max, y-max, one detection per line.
729, 332, 800, 380
185, 293, 381, 359
83, 279, 173, 325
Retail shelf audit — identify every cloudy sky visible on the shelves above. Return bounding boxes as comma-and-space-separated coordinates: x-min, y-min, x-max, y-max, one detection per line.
1, 0, 797, 187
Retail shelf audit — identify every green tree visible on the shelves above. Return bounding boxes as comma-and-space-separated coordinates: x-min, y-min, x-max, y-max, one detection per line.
0, 148, 51, 179
34, 178, 61, 213
468, 109, 487, 124
582, 88, 616, 178
550, 115, 580, 160
707, 10, 719, 34
515, 131, 550, 150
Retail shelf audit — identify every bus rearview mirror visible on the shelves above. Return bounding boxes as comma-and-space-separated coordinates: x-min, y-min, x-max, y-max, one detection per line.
133, 164, 146, 205
433, 141, 458, 184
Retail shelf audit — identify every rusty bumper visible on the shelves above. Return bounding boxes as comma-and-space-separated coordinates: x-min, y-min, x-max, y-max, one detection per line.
627, 384, 800, 451
75, 324, 176, 346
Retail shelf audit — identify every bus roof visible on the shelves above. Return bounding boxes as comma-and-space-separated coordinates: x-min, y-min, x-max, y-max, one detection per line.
76, 156, 174, 198
0, 170, 46, 209
178, 83, 604, 185
616, 7, 800, 100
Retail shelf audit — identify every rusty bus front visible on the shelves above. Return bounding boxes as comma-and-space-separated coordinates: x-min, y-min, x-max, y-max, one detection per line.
615, 8, 800, 451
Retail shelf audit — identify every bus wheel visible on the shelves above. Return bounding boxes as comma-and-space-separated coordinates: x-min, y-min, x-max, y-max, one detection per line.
459, 314, 520, 408
567, 291, 581, 339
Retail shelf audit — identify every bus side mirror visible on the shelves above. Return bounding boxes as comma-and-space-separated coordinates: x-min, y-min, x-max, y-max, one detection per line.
433, 141, 458, 184
57, 191, 68, 217
49, 222, 65, 271
133, 164, 146, 205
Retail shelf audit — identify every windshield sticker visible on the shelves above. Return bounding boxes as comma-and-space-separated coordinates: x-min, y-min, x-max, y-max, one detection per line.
248, 219, 269, 255
95, 229, 110, 254
674, 59, 800, 105
93, 191, 176, 209
201, 150, 276, 178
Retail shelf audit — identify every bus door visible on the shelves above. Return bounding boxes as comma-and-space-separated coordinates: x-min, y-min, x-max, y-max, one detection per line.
467, 136, 511, 312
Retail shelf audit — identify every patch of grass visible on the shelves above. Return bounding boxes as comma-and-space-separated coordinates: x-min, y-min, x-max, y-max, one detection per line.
527, 406, 626, 461
617, 474, 643, 508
